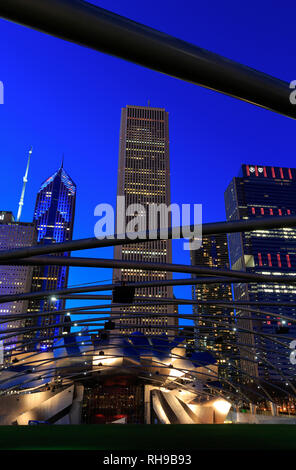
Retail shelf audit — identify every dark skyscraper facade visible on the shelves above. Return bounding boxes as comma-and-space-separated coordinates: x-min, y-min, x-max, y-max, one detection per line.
225, 164, 296, 389
112, 105, 177, 335
26, 164, 76, 346
0, 211, 36, 350
190, 234, 237, 380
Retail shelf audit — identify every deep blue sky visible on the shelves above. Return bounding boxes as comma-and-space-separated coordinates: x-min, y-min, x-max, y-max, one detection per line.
0, 1, 295, 328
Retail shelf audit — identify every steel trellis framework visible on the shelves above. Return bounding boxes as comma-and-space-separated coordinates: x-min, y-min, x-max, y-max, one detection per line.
0, 1, 295, 414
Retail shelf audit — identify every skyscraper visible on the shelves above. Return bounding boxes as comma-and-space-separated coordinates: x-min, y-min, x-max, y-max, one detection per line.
224, 164, 296, 390
112, 105, 177, 335
26, 162, 76, 346
190, 234, 237, 380
0, 211, 36, 350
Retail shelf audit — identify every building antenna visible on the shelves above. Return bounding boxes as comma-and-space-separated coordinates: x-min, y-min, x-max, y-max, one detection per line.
16, 146, 32, 222
61, 153, 64, 169
147, 99, 151, 107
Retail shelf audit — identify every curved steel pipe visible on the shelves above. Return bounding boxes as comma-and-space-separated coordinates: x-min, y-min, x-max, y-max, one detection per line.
0, 0, 295, 119
0, 215, 295, 262
0, 276, 239, 304
6, 254, 296, 285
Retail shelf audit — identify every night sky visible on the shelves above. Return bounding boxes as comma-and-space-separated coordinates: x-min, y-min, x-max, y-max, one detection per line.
0, 0, 295, 328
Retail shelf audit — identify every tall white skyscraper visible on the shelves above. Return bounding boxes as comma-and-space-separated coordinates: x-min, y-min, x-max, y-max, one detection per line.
112, 105, 177, 336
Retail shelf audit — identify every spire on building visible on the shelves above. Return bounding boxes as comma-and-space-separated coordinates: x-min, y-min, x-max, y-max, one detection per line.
16, 146, 32, 222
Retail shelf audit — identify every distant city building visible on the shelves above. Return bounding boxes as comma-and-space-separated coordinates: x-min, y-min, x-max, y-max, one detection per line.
225, 164, 296, 392
190, 234, 237, 380
180, 326, 196, 355
0, 211, 36, 350
112, 105, 177, 335
26, 163, 76, 346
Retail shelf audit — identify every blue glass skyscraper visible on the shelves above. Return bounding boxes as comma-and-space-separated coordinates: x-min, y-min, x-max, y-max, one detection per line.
26, 162, 76, 346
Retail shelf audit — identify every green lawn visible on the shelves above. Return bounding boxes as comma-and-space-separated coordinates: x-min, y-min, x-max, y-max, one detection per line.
0, 424, 295, 450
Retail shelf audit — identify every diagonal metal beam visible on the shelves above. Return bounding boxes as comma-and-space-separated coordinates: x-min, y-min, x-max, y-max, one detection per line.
0, 0, 295, 119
